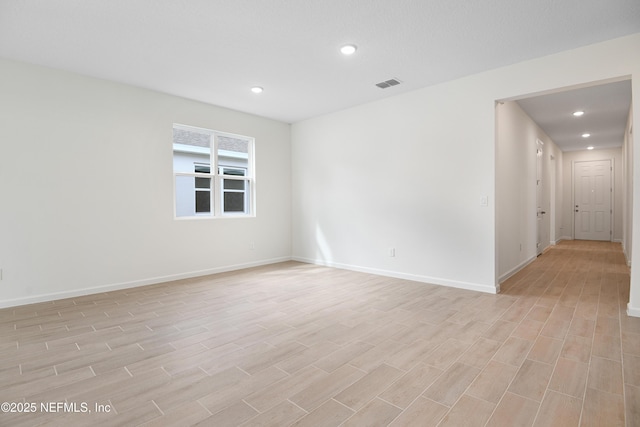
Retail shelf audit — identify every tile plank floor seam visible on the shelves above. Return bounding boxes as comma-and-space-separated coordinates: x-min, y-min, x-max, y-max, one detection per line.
0, 240, 637, 426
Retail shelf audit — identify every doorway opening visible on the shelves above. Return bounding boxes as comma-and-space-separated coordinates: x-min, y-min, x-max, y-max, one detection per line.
496, 77, 632, 284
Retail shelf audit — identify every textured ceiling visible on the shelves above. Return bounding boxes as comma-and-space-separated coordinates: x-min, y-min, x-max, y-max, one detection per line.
0, 0, 639, 125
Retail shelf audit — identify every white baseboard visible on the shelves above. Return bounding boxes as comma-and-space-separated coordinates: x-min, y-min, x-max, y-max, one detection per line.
498, 255, 537, 284
0, 257, 291, 309
291, 256, 498, 294
628, 303, 640, 318
624, 247, 632, 267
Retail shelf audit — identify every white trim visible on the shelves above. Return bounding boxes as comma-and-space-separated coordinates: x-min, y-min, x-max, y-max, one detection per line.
173, 143, 210, 155
628, 303, 640, 318
624, 247, 632, 267
612, 157, 616, 242
0, 257, 290, 309
292, 256, 498, 294
218, 149, 249, 160
499, 255, 537, 284
571, 161, 575, 239
536, 139, 544, 256
550, 154, 556, 245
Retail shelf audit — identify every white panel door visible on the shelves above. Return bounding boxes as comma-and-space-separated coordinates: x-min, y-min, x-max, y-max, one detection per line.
574, 160, 611, 241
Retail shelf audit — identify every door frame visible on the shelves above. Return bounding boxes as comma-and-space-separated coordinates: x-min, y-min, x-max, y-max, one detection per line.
550, 154, 556, 245
571, 158, 614, 241
536, 139, 545, 256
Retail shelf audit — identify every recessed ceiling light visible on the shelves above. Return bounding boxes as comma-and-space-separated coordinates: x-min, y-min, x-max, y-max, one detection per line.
587, 146, 594, 150
573, 111, 585, 117
251, 86, 263, 94
582, 133, 591, 138
340, 44, 357, 55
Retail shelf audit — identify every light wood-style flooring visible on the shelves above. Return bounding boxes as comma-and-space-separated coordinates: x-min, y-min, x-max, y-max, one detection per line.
0, 240, 638, 426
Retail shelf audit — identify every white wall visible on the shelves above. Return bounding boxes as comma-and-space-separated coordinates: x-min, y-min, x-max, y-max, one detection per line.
623, 105, 634, 266
0, 58, 292, 307
2, 34, 639, 312
292, 80, 497, 293
496, 101, 562, 282
292, 33, 640, 298
562, 148, 624, 242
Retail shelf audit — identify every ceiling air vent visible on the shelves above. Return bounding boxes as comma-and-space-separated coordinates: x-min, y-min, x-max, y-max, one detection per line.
376, 78, 402, 89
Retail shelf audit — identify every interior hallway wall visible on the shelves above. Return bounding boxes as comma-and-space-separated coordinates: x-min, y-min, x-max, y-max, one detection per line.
496, 101, 562, 283
623, 106, 634, 266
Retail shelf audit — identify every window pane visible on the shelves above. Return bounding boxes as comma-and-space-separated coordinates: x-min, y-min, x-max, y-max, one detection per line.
222, 181, 250, 214
223, 179, 245, 190
218, 136, 249, 174
194, 164, 210, 174
223, 192, 244, 212
195, 177, 210, 189
175, 175, 212, 218
220, 167, 246, 176
195, 190, 211, 213
218, 136, 248, 155
173, 128, 211, 173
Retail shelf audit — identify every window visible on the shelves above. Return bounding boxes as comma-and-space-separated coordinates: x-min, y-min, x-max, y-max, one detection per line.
220, 166, 248, 213
173, 124, 254, 218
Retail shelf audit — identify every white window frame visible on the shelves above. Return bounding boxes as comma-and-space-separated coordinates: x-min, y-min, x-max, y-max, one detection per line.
173, 123, 255, 219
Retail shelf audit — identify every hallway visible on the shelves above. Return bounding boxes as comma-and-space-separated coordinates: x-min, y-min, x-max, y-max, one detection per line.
501, 240, 638, 426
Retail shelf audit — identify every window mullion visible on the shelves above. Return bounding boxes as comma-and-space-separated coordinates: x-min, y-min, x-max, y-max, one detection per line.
212, 133, 220, 216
